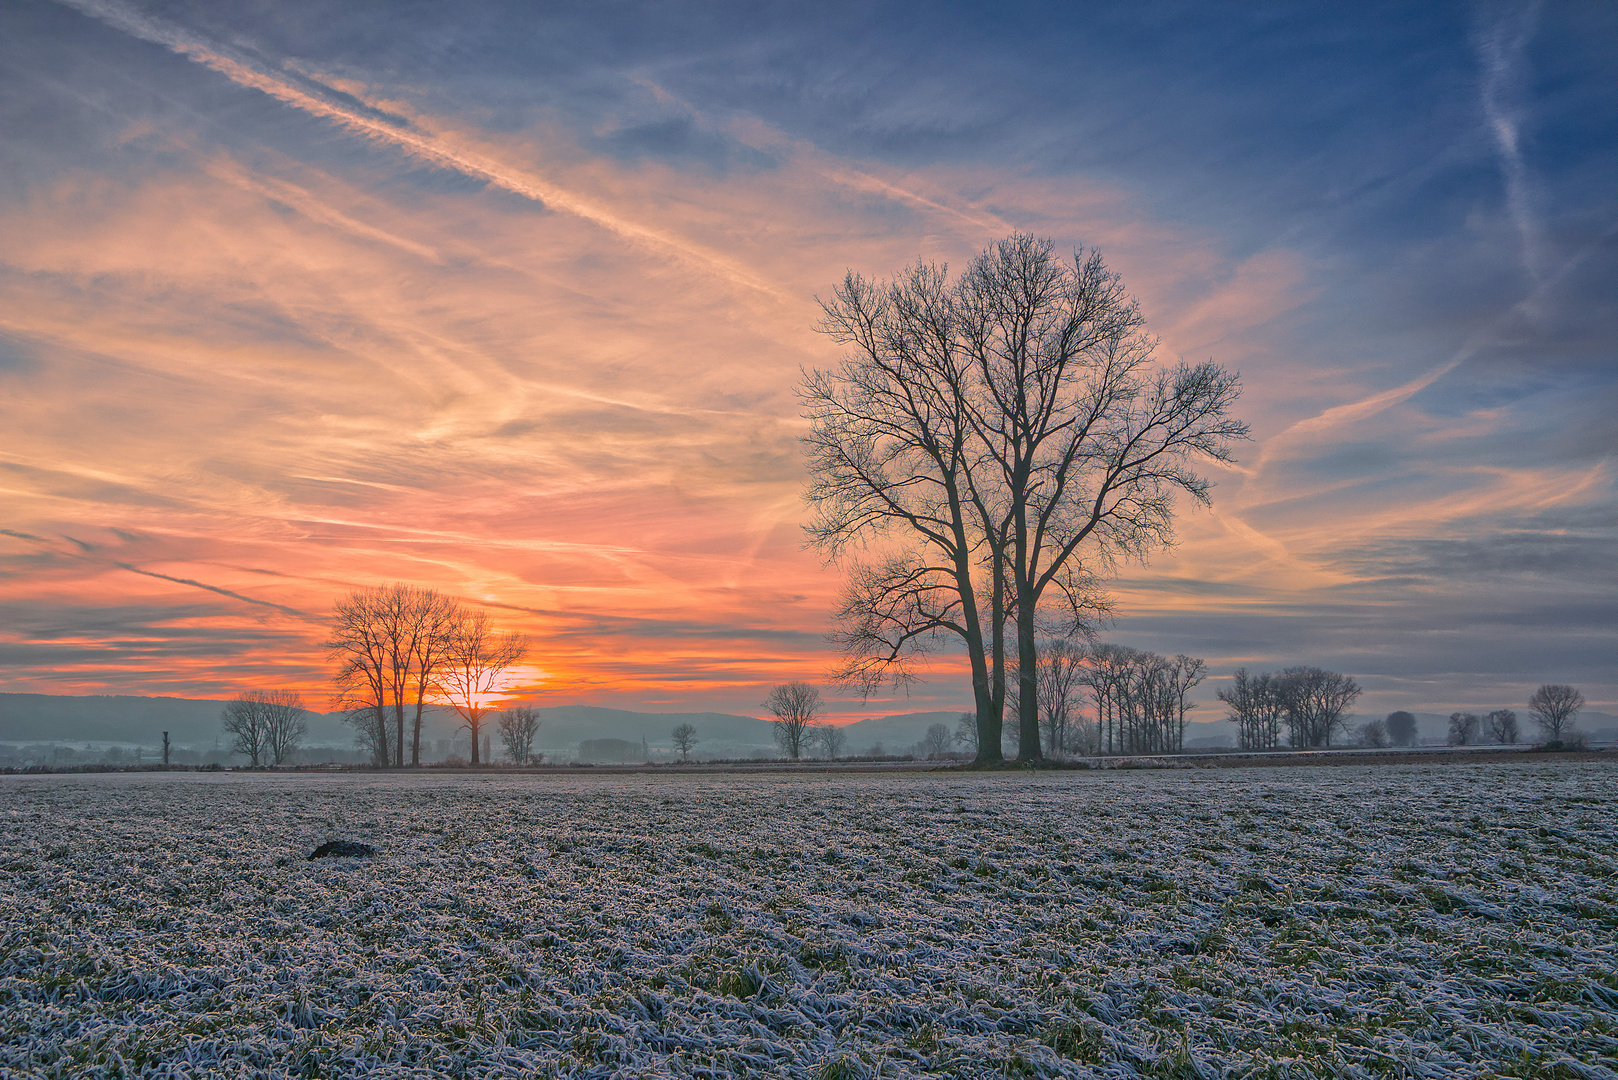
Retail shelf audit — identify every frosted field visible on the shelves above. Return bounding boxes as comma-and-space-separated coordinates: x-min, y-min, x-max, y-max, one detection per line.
3, 765, 1616, 1079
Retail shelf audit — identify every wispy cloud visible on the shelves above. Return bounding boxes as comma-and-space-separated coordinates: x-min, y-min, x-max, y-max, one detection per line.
1473, 0, 1545, 285
55, 0, 788, 302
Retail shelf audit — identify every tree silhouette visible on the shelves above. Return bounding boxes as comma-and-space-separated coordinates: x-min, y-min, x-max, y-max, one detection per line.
1528, 685, 1583, 743
764, 681, 821, 761
804, 235, 1245, 764
671, 723, 699, 762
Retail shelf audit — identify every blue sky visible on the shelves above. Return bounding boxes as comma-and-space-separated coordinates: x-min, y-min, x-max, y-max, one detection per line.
0, 0, 1613, 719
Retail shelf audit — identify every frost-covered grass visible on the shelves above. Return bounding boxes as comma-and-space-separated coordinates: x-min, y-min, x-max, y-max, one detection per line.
2, 764, 1616, 1079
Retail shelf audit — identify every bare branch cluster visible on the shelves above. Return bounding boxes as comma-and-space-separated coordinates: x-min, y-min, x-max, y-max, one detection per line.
219, 689, 306, 766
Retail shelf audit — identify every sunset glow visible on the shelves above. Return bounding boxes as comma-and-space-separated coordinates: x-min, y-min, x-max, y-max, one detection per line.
1, 1, 1613, 720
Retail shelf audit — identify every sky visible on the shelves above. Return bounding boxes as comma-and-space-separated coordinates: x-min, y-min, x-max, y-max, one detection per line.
1, 0, 1614, 723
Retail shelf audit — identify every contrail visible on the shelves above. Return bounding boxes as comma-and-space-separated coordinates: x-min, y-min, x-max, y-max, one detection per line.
115, 562, 310, 617
56, 0, 788, 301
7, 531, 305, 614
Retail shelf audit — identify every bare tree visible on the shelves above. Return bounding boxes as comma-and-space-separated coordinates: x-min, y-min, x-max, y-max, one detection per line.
670, 722, 699, 762
1166, 655, 1208, 753
1034, 638, 1089, 756
1278, 667, 1362, 748
220, 695, 270, 766
957, 238, 1245, 763
1528, 684, 1583, 743
1217, 668, 1285, 751
255, 690, 307, 765
437, 610, 528, 766
920, 722, 953, 758
764, 681, 821, 761
953, 711, 978, 754
805, 264, 1010, 765
328, 588, 395, 766
371, 584, 423, 768
1447, 712, 1481, 746
407, 589, 460, 767
498, 706, 542, 765
1486, 708, 1519, 745
327, 584, 460, 767
804, 235, 1246, 767
813, 723, 847, 760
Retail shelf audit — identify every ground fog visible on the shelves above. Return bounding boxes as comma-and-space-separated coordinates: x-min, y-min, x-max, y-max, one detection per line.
2, 764, 1615, 1078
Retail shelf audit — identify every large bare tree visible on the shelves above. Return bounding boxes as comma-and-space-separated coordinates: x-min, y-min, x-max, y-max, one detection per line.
806, 262, 1009, 762
805, 234, 1245, 764
764, 681, 821, 761
436, 609, 527, 766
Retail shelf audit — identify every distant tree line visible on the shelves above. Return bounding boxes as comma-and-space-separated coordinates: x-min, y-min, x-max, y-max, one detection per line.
1215, 667, 1363, 750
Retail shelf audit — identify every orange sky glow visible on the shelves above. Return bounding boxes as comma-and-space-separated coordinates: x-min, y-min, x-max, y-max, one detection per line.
2, 0, 1613, 723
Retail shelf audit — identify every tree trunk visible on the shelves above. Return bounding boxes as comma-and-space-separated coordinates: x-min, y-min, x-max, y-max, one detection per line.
411, 691, 426, 767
